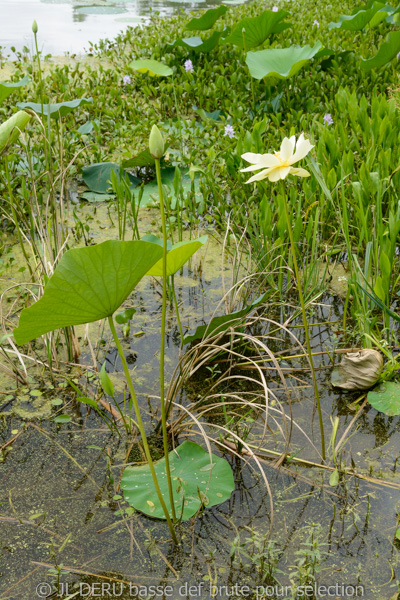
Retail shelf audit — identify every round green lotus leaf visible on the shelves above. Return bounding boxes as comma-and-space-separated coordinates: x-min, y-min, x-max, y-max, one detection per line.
121, 441, 234, 520
246, 42, 323, 80
129, 59, 172, 77
368, 381, 400, 416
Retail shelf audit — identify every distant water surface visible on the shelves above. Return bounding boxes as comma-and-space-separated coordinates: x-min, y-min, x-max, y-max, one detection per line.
0, 0, 226, 56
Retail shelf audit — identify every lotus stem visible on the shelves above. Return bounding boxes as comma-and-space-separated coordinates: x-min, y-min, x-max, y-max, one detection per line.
170, 275, 184, 348
155, 157, 177, 522
108, 316, 178, 543
280, 183, 326, 461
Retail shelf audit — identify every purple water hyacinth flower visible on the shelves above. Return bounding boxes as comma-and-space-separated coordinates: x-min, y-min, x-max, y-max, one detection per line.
184, 59, 194, 73
313, 19, 320, 28
323, 113, 333, 125
397, 51, 400, 61
123, 74, 131, 85
224, 124, 235, 139
272, 6, 279, 11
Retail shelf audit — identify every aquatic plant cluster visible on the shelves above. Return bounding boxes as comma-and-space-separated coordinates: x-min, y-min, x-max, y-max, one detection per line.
2, 0, 400, 597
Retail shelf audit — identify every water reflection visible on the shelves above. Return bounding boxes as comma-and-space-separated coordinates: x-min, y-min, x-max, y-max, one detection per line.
1, 0, 223, 55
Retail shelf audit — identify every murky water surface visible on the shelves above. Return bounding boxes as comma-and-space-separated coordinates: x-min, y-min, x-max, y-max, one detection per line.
0, 203, 399, 600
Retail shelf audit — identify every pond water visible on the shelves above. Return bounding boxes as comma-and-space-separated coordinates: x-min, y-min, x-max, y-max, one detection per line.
0, 0, 226, 56
1, 203, 400, 599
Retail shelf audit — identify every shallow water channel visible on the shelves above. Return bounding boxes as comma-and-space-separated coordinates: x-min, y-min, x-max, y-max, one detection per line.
0, 201, 400, 599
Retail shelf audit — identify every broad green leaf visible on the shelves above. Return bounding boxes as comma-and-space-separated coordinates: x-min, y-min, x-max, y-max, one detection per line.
169, 31, 226, 53
246, 42, 323, 80
82, 162, 139, 194
115, 308, 136, 324
13, 240, 163, 345
143, 234, 208, 276
122, 149, 156, 168
186, 5, 228, 30
224, 10, 292, 49
100, 363, 115, 397
121, 440, 234, 520
0, 76, 29, 104
329, 3, 386, 30
361, 30, 400, 71
183, 293, 267, 345
396, 527, 400, 540
0, 111, 31, 154
368, 382, 400, 416
129, 59, 172, 77
17, 97, 93, 119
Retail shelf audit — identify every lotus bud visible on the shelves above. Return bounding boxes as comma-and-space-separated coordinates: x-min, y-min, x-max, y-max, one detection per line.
331, 349, 383, 391
32, 20, 38, 34
149, 124, 164, 159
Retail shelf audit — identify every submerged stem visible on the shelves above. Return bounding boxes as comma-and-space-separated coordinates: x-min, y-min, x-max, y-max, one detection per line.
280, 184, 326, 461
155, 158, 177, 522
107, 316, 178, 543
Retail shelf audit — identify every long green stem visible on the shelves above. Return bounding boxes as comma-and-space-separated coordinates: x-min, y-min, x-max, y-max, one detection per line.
170, 275, 184, 348
281, 184, 326, 461
171, 75, 184, 161
155, 158, 177, 522
3, 156, 33, 276
242, 29, 255, 110
108, 316, 178, 543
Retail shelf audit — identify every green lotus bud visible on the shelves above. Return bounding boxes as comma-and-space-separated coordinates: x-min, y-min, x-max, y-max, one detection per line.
149, 124, 164, 159
32, 20, 38, 34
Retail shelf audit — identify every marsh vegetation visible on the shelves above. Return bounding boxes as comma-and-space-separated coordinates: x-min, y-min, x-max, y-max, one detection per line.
2, 0, 400, 598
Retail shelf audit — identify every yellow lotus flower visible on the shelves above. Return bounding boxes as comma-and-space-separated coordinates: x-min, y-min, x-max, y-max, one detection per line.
241, 133, 314, 183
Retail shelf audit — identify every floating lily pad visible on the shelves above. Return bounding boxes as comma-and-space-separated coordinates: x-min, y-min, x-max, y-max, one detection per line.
121, 440, 234, 520
368, 381, 400, 416
246, 42, 323, 79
